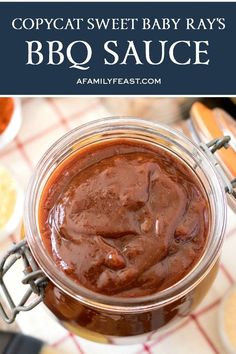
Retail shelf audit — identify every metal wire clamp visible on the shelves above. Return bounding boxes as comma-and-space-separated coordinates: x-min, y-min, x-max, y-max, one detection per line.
0, 240, 48, 324
200, 136, 236, 199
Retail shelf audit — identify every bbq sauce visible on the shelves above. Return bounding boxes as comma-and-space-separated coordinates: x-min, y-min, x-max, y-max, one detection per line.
39, 140, 209, 297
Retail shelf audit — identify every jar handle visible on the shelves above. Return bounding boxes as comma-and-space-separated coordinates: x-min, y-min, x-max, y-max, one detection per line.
0, 240, 48, 324
200, 136, 236, 199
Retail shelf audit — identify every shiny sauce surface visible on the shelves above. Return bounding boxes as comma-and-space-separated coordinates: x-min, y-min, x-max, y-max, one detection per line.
39, 140, 209, 297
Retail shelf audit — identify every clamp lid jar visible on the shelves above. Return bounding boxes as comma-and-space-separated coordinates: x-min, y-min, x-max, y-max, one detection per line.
0, 116, 235, 344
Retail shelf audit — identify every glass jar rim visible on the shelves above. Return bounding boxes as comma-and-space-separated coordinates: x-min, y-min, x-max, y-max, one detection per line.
24, 117, 227, 313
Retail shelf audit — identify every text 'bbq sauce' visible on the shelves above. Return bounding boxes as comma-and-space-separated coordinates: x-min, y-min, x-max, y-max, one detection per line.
39, 140, 209, 298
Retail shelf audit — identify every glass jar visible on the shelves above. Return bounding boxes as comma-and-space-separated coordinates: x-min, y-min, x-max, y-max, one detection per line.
174, 102, 236, 209
0, 117, 235, 345
101, 97, 196, 124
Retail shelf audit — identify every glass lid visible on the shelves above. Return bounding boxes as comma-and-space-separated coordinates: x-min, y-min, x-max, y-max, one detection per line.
190, 102, 236, 211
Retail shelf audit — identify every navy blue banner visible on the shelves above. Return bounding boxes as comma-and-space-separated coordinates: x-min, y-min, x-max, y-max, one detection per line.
0, 2, 235, 95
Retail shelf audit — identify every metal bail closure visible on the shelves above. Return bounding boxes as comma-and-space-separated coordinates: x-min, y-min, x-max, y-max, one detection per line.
0, 240, 48, 324
199, 136, 236, 203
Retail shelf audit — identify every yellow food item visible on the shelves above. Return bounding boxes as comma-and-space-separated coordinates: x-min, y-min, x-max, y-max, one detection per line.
223, 288, 236, 351
0, 165, 16, 230
40, 345, 63, 354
